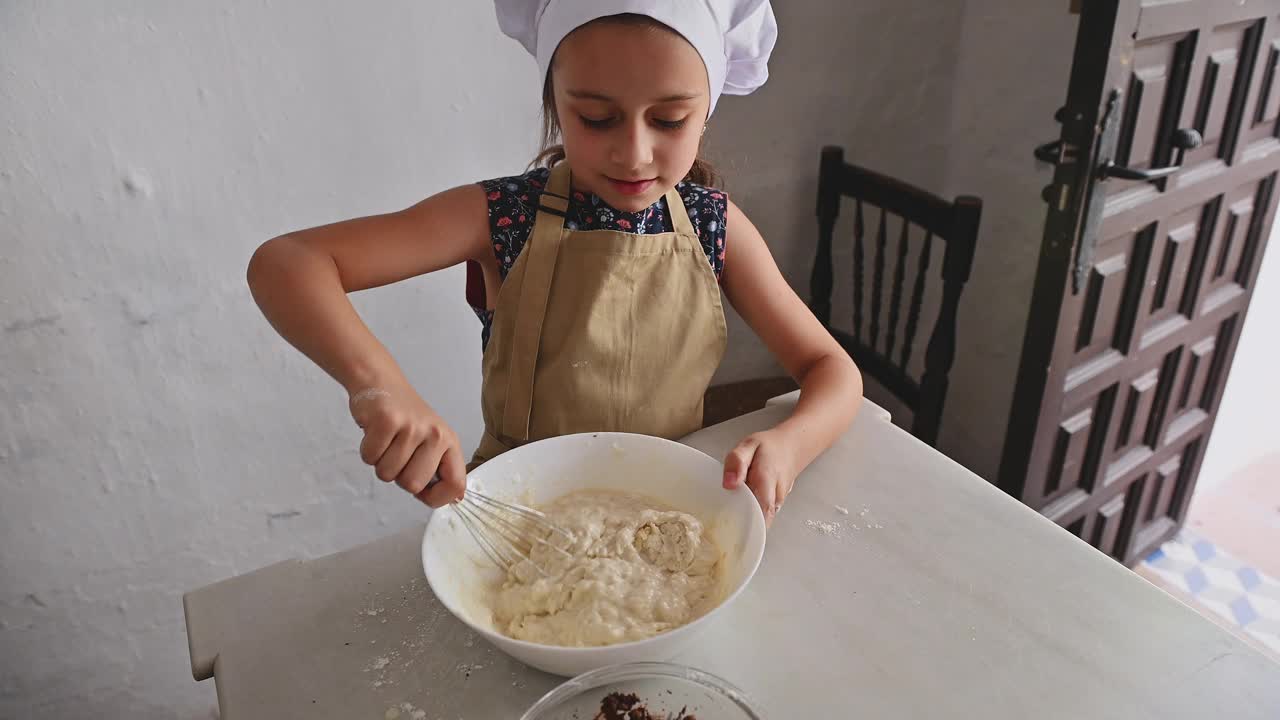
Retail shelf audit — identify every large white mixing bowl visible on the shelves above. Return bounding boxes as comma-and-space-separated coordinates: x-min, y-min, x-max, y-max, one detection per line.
421, 432, 767, 677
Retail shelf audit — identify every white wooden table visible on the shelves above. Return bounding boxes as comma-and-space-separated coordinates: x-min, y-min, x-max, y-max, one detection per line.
184, 396, 1280, 718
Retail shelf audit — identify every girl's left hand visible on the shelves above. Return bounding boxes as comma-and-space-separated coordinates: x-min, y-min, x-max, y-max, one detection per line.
723, 429, 799, 528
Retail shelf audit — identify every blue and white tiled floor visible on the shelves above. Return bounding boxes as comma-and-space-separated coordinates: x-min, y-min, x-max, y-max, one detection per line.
1141, 528, 1280, 658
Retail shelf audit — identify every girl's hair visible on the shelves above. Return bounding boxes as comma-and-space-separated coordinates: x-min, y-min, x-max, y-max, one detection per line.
531, 14, 722, 188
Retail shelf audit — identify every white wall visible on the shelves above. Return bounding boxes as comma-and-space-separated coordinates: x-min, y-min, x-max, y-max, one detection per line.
1196, 212, 1280, 495
0, 1, 971, 716
934, 1, 1078, 478
715, 0, 1078, 482
710, 1, 967, 383
1, 2, 530, 716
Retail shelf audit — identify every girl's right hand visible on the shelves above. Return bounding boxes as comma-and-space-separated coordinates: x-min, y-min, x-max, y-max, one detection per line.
348, 387, 467, 508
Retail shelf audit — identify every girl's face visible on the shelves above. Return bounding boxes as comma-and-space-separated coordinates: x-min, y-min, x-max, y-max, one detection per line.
550, 20, 710, 212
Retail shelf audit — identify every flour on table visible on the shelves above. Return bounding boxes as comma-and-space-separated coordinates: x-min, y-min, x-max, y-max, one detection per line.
805, 504, 889, 538
806, 519, 844, 538
354, 577, 451, 691
385, 702, 427, 720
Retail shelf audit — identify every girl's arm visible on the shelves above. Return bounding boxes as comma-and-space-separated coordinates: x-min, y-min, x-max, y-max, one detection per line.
246, 184, 491, 506
719, 199, 864, 525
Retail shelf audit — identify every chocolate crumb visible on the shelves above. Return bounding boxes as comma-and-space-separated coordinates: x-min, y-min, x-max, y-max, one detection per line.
593, 691, 696, 720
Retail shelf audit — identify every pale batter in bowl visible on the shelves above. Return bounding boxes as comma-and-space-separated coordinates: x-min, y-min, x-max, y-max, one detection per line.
492, 489, 723, 647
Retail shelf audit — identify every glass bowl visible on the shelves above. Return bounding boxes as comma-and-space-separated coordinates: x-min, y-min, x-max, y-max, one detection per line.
520, 662, 767, 719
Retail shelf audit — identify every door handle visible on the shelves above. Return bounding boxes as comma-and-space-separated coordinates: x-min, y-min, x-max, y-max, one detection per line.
1035, 140, 1065, 165
1034, 107, 1073, 167
1030, 92, 1193, 293
1098, 128, 1203, 181
1035, 126, 1203, 180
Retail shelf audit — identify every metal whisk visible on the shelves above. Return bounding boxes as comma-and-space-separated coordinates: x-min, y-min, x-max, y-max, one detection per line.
451, 489, 574, 575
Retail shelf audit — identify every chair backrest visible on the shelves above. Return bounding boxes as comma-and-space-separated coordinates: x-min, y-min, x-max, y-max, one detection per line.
810, 145, 982, 446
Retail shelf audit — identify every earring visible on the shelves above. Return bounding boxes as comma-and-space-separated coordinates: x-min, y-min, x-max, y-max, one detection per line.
701, 125, 707, 136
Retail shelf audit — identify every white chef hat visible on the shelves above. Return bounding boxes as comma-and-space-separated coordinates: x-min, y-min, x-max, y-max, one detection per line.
493, 0, 777, 115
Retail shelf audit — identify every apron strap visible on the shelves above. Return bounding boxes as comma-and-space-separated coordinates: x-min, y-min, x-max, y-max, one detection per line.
664, 185, 696, 237
500, 163, 571, 442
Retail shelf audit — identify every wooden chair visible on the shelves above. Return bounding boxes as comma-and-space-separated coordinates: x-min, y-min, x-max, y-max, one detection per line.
810, 146, 981, 447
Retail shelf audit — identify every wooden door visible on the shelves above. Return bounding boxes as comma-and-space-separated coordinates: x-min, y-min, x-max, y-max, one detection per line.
1000, 0, 1280, 565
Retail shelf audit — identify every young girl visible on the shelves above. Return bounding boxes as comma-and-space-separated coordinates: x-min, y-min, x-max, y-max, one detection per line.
247, 0, 862, 527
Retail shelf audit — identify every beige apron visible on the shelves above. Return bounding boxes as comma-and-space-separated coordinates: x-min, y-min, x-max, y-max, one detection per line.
471, 163, 728, 467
